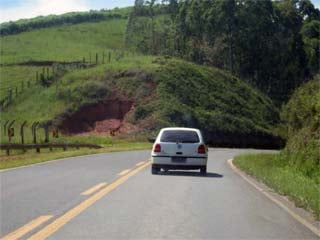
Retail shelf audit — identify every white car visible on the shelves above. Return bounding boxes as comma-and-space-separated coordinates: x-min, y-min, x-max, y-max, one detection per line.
151, 127, 208, 175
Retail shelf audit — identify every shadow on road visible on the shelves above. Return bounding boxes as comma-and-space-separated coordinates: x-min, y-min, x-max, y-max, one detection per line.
157, 171, 223, 178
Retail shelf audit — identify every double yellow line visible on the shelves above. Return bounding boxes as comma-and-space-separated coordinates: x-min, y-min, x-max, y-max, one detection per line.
1, 160, 151, 240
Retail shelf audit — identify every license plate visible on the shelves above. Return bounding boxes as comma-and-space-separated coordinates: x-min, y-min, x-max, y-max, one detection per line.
171, 157, 186, 163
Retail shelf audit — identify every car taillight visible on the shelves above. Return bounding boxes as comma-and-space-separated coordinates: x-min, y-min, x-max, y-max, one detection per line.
198, 144, 206, 154
153, 144, 161, 153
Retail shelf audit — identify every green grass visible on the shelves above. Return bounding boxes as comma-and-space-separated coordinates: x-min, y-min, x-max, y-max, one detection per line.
1, 13, 279, 151
0, 55, 158, 130
0, 56, 279, 147
0, 66, 42, 97
0, 19, 128, 64
234, 153, 320, 219
152, 59, 278, 134
0, 140, 152, 169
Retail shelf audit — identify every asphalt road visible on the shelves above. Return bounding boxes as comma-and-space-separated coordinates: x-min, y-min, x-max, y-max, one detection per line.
0, 148, 318, 239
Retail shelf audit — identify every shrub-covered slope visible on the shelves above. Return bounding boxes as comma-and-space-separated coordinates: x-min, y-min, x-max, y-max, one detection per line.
280, 75, 320, 178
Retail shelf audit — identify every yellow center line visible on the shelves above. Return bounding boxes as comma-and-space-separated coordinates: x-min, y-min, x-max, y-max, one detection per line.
118, 169, 131, 176
135, 161, 145, 166
81, 182, 107, 196
1, 215, 53, 240
28, 160, 151, 240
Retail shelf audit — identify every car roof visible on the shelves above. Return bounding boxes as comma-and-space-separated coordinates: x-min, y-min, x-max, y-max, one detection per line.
160, 127, 200, 132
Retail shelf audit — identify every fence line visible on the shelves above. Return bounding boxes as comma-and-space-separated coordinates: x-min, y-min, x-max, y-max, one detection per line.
0, 50, 130, 111
0, 143, 102, 155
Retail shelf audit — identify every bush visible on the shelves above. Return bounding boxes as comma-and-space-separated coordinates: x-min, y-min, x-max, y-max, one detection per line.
280, 76, 320, 178
58, 82, 110, 104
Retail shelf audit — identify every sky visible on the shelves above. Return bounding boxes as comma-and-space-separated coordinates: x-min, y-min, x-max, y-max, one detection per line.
0, 0, 134, 23
0, 0, 319, 23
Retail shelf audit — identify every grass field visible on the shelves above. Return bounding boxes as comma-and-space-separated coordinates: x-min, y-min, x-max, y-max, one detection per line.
0, 139, 152, 169
0, 66, 43, 97
0, 55, 158, 129
0, 19, 128, 65
234, 153, 320, 219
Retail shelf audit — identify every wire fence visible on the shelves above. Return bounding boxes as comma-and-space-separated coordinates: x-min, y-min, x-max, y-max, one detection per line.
0, 50, 128, 111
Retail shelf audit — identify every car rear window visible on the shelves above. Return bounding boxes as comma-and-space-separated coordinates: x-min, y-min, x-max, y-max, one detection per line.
160, 130, 200, 143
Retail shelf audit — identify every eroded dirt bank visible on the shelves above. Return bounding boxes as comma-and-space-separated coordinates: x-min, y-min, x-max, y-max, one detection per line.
60, 100, 135, 134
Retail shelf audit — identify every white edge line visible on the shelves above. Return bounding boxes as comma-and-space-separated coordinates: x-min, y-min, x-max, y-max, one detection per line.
227, 158, 320, 237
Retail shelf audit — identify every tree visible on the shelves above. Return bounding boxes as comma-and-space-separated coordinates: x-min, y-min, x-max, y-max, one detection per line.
146, 0, 157, 54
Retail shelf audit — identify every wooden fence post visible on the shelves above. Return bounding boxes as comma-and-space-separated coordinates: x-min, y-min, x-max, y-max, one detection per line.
32, 122, 40, 153
7, 120, 15, 143
20, 121, 27, 145
47, 67, 50, 79
43, 124, 50, 143
3, 120, 9, 136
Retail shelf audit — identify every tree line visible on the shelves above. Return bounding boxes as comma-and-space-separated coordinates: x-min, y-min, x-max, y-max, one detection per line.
127, 0, 319, 104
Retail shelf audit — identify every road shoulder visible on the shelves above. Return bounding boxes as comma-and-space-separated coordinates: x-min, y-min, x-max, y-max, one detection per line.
227, 158, 320, 237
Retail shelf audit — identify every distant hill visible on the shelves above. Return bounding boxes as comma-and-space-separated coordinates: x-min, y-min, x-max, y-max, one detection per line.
0, 8, 131, 36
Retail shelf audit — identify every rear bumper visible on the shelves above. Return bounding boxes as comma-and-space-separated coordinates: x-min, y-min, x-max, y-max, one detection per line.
151, 155, 207, 167
152, 164, 205, 170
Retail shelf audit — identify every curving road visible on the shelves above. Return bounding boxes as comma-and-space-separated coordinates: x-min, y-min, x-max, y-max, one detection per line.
0, 149, 318, 239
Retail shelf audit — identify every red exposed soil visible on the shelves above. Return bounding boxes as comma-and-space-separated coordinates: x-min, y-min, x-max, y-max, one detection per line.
60, 100, 134, 135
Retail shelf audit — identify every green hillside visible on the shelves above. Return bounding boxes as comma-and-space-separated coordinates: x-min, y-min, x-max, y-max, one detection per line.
0, 55, 280, 147
0, 9, 281, 148
0, 17, 128, 108
1, 19, 127, 64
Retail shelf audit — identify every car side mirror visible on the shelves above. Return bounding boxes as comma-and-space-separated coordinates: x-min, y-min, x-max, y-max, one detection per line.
148, 137, 156, 143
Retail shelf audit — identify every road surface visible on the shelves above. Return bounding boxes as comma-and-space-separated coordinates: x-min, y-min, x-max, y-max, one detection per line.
0, 148, 318, 239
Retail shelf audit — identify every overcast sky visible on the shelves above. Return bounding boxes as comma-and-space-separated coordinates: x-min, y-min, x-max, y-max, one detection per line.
0, 0, 319, 23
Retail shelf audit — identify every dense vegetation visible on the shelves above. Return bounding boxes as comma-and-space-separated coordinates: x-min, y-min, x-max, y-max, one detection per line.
279, 75, 320, 178
126, 0, 320, 104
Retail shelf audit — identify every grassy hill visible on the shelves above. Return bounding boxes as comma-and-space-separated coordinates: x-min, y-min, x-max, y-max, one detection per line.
1, 19, 127, 64
0, 10, 281, 148
0, 17, 128, 108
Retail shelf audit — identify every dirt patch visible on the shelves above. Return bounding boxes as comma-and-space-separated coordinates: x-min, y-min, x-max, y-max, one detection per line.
60, 100, 134, 135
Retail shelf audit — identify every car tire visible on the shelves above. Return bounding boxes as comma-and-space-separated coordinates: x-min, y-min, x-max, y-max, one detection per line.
200, 166, 207, 175
151, 165, 159, 175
